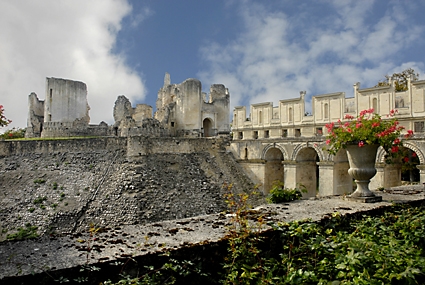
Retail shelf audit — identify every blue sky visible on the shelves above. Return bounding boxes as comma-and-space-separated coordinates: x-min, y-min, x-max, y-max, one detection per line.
1, 0, 425, 129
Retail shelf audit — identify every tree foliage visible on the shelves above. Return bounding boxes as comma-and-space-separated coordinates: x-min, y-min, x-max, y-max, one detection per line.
375, 68, 419, 92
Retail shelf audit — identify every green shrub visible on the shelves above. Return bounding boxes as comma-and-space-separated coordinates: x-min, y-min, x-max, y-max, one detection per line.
267, 181, 306, 203
0, 127, 26, 140
33, 178, 46, 184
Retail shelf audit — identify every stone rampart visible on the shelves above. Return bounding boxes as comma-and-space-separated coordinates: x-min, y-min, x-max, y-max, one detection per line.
0, 136, 259, 241
0, 137, 126, 157
40, 122, 110, 138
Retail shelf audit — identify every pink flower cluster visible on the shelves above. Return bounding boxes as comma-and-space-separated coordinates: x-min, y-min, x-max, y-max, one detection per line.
0, 104, 12, 127
325, 108, 414, 156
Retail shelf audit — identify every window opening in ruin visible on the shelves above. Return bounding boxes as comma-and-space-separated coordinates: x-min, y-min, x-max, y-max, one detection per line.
203, 118, 213, 137
244, 148, 248, 159
289, 108, 293, 122
238, 132, 243, 139
264, 130, 269, 138
324, 103, 329, 119
282, 129, 288, 137
171, 122, 175, 127
49, 89, 52, 101
373, 98, 378, 112
316, 127, 323, 136
295, 129, 301, 137
253, 131, 258, 139
414, 121, 424, 133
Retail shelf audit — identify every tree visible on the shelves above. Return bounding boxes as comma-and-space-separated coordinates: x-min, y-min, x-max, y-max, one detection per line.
375, 68, 419, 92
0, 104, 12, 127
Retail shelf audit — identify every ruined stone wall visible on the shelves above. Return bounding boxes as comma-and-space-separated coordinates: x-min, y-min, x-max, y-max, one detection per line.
208, 84, 230, 134
0, 137, 126, 157
155, 74, 230, 137
25, 92, 45, 138
44, 77, 90, 124
0, 137, 260, 240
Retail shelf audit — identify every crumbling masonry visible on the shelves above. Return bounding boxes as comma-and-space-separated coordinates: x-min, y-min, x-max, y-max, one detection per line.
25, 74, 230, 139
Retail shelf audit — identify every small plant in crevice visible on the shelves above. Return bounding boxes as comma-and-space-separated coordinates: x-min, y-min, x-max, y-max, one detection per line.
266, 181, 307, 203
33, 196, 47, 209
52, 182, 58, 190
33, 178, 46, 184
6, 223, 38, 241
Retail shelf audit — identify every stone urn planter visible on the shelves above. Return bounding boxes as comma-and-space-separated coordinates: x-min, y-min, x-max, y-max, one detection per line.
346, 144, 382, 202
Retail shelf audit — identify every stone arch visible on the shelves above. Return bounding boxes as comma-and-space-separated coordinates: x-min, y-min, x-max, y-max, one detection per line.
376, 146, 387, 163
292, 142, 325, 162
261, 143, 288, 160
376, 142, 425, 165
293, 144, 320, 197
402, 141, 425, 164
399, 142, 423, 183
203, 117, 214, 137
263, 147, 285, 194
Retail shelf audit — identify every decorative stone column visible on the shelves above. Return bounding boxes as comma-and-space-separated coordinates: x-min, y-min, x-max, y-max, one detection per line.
370, 163, 385, 190
282, 160, 297, 190
317, 161, 335, 196
416, 165, 425, 185
296, 161, 317, 198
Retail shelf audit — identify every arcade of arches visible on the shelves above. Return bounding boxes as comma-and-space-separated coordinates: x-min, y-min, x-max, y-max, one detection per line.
231, 139, 425, 198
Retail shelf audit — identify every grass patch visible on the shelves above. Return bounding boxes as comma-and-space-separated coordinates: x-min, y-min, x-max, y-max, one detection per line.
6, 223, 39, 241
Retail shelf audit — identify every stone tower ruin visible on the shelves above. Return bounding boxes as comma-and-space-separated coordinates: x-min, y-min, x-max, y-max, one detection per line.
155, 73, 230, 137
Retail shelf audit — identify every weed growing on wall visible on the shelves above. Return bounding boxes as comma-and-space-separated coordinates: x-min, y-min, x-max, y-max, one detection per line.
221, 184, 271, 284
6, 223, 38, 241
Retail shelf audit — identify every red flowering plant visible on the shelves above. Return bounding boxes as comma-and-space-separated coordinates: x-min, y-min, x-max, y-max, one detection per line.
0, 104, 12, 127
325, 109, 413, 161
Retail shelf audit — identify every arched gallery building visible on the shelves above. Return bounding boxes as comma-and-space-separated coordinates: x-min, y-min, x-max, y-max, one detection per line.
230, 78, 425, 197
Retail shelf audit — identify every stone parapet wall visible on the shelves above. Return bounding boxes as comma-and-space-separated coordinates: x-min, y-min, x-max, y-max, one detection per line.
0, 137, 126, 157
127, 137, 216, 157
41, 122, 110, 138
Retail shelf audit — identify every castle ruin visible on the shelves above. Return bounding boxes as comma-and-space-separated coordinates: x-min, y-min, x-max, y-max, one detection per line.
25, 73, 230, 139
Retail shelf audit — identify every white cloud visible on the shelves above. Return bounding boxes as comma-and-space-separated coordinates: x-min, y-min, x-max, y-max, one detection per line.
131, 7, 154, 27
199, 0, 425, 113
0, 0, 146, 129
